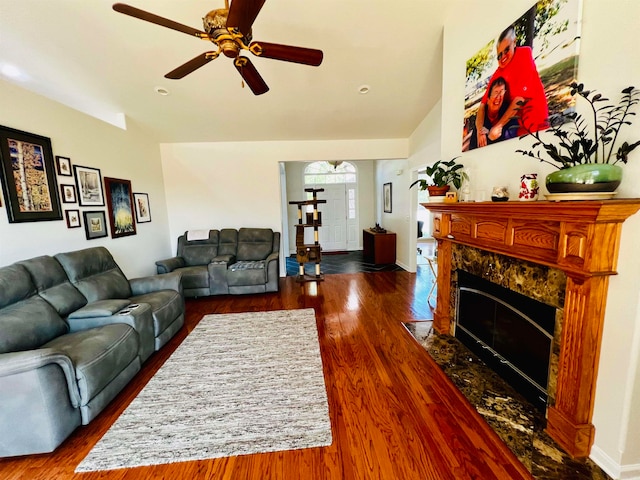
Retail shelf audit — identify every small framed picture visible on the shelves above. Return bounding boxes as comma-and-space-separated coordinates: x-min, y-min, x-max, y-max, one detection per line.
56, 156, 72, 176
444, 191, 458, 203
74, 164, 104, 206
83, 210, 108, 240
133, 192, 152, 223
65, 209, 81, 228
383, 182, 392, 213
60, 184, 77, 204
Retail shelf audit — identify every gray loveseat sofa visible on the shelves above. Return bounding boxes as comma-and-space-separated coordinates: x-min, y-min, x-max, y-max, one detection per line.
156, 228, 280, 297
0, 247, 184, 457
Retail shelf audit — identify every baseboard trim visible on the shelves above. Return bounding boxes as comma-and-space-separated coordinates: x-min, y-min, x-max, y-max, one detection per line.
590, 445, 640, 480
396, 260, 411, 272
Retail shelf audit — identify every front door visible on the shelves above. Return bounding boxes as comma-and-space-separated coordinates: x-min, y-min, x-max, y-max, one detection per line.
305, 184, 347, 251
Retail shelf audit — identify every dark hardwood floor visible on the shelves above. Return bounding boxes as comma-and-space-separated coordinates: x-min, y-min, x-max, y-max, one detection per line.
0, 272, 531, 479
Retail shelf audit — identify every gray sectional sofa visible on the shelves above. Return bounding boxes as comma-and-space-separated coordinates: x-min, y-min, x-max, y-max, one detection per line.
0, 247, 184, 457
156, 228, 280, 297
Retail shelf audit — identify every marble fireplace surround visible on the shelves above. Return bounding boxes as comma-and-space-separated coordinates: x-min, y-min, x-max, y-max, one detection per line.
421, 199, 640, 459
451, 244, 566, 410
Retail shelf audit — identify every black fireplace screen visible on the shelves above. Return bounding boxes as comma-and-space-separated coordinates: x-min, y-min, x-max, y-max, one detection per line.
456, 270, 556, 410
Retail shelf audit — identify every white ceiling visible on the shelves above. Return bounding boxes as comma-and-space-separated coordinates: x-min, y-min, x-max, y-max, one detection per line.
0, 0, 452, 143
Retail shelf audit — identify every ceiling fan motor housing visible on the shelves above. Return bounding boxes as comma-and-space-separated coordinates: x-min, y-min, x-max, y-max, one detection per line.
203, 8, 251, 57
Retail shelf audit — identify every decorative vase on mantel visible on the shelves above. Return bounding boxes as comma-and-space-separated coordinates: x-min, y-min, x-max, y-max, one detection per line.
545, 163, 623, 193
516, 82, 640, 197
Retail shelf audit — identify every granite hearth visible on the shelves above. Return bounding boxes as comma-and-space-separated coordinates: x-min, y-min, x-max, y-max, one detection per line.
404, 320, 611, 480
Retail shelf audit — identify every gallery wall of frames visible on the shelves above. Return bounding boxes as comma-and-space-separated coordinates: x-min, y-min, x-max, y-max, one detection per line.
0, 125, 152, 240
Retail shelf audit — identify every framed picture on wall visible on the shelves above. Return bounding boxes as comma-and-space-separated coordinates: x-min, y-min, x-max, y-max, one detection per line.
60, 184, 77, 204
104, 177, 137, 238
74, 165, 104, 206
83, 210, 108, 239
65, 209, 81, 228
383, 182, 392, 213
133, 192, 151, 223
0, 125, 62, 223
56, 156, 72, 176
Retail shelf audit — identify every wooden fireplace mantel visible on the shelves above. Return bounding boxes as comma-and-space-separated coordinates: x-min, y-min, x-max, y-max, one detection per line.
421, 199, 640, 458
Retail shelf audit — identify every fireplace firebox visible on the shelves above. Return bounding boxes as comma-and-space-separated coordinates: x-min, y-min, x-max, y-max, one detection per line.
455, 270, 556, 410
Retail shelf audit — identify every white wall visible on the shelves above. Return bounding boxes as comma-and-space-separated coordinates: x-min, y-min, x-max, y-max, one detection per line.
0, 80, 170, 278
375, 159, 412, 270
430, 1, 640, 477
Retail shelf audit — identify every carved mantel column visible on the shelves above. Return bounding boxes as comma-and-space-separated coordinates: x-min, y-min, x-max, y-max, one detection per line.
421, 199, 640, 458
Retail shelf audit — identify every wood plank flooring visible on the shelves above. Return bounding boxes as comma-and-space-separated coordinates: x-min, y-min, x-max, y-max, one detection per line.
0, 272, 532, 479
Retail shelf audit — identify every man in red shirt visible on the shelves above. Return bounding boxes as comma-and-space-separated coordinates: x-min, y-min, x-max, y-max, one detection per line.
475, 25, 549, 147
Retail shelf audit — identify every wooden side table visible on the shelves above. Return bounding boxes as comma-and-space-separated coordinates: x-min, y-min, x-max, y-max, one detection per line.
362, 229, 396, 264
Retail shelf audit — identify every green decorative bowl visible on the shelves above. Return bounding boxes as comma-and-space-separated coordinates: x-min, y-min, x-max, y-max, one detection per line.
545, 164, 623, 193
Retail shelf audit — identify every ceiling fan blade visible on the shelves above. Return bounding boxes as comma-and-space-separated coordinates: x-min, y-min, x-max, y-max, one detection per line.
234, 56, 269, 95
165, 53, 216, 79
249, 42, 323, 66
113, 3, 207, 38
226, 0, 266, 37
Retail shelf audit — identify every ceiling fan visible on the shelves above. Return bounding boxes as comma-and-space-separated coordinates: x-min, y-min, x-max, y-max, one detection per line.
112, 0, 323, 95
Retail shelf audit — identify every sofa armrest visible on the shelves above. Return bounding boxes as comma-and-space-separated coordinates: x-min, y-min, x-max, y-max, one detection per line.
0, 349, 81, 408
265, 251, 279, 264
155, 257, 185, 274
68, 299, 131, 319
265, 252, 280, 293
130, 271, 183, 296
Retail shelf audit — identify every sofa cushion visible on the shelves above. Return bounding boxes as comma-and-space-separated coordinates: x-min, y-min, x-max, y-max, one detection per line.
0, 296, 69, 354
129, 290, 183, 337
0, 264, 69, 354
227, 262, 267, 286
18, 256, 87, 316
42, 323, 139, 405
0, 264, 37, 309
236, 228, 274, 261
179, 230, 219, 266
218, 229, 238, 256
177, 265, 210, 290
55, 247, 132, 302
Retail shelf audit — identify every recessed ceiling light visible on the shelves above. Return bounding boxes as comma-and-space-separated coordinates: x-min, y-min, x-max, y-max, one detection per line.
154, 86, 170, 96
358, 85, 370, 94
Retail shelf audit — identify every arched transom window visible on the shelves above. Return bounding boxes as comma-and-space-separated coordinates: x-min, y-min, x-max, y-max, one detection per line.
304, 161, 356, 184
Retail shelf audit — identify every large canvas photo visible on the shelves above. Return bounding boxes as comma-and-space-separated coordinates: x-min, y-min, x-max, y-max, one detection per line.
462, 0, 582, 152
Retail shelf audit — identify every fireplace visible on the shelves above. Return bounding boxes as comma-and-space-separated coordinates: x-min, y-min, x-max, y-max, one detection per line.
420, 199, 640, 458
456, 269, 556, 411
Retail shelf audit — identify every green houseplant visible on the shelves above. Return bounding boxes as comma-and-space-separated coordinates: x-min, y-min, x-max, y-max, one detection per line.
410, 157, 468, 197
517, 82, 640, 193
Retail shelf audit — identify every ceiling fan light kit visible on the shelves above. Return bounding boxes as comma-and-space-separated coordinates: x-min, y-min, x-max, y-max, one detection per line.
112, 0, 323, 95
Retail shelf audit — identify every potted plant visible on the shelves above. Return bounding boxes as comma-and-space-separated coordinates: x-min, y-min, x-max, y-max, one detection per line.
410, 157, 468, 197
517, 82, 640, 193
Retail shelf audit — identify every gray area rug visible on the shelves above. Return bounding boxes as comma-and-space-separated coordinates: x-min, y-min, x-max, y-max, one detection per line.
76, 308, 332, 472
